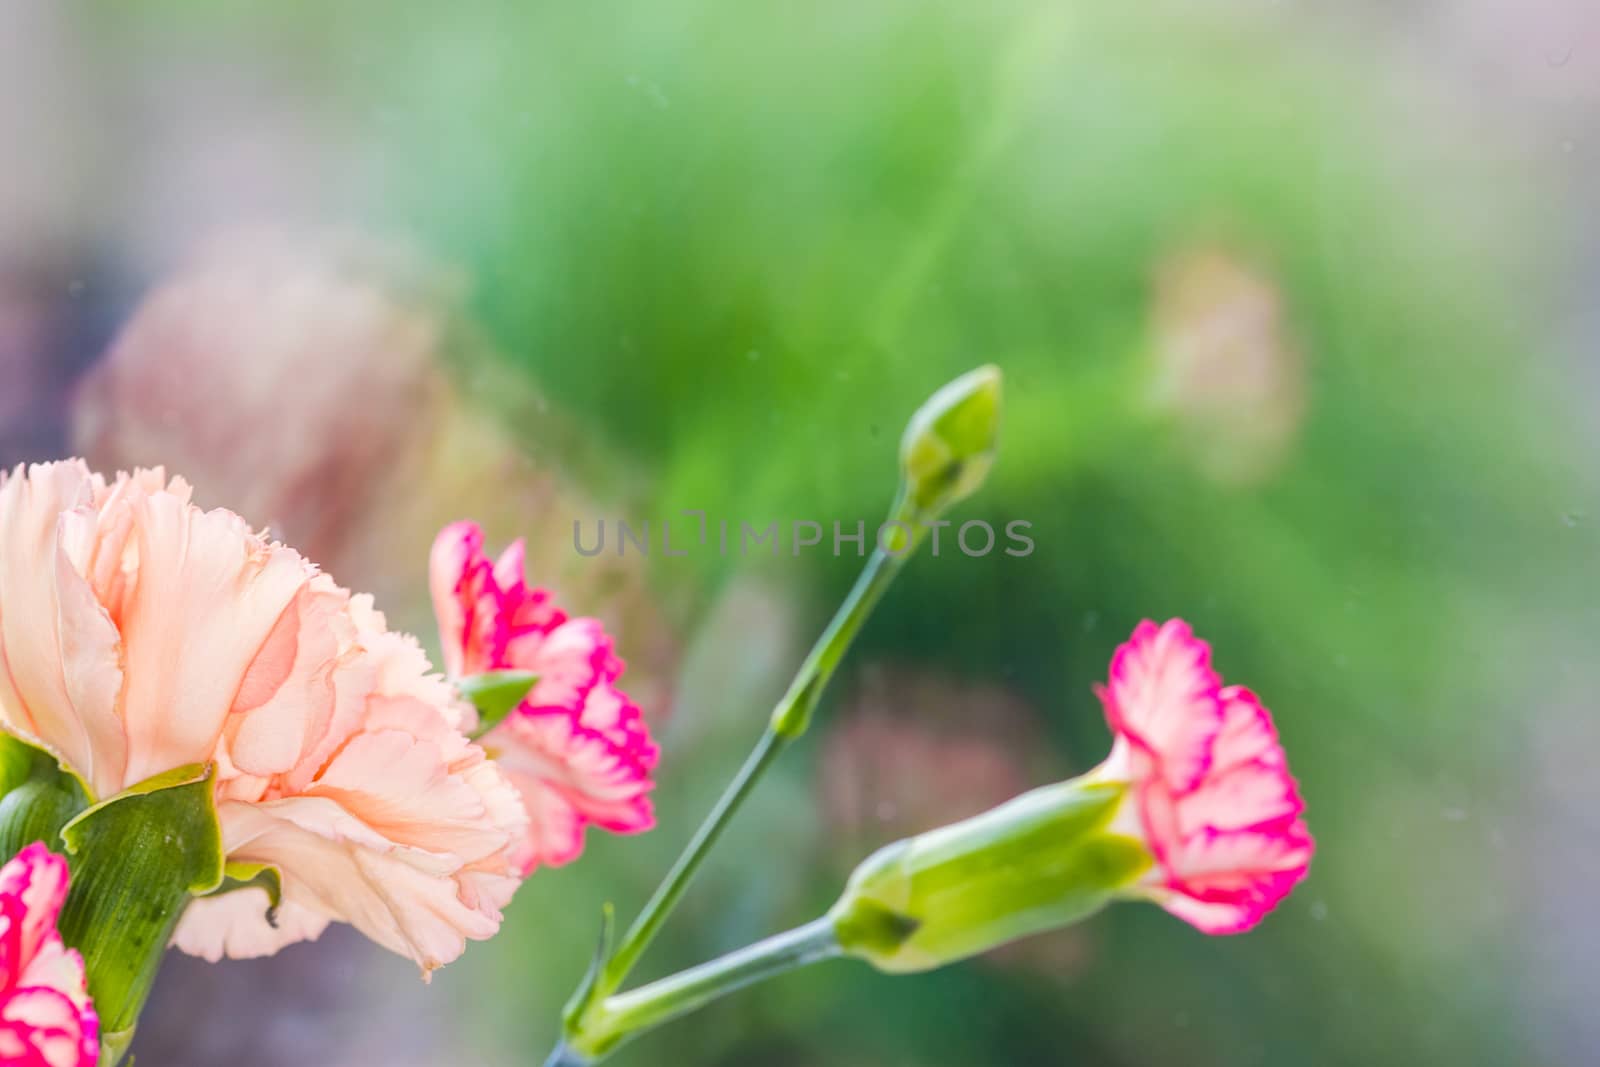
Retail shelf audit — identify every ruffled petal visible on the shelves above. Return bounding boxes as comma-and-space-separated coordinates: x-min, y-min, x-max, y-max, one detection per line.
1, 463, 523, 974
428, 521, 483, 678
489, 709, 655, 874
0, 846, 69, 967
0, 984, 97, 1067
430, 522, 658, 875
1097, 619, 1222, 792
226, 579, 352, 778
115, 487, 312, 785
430, 523, 566, 680
204, 797, 510, 975
1098, 620, 1312, 935
170, 884, 330, 962
0, 461, 122, 793
0, 845, 97, 1067
183, 602, 525, 975
1158, 824, 1314, 934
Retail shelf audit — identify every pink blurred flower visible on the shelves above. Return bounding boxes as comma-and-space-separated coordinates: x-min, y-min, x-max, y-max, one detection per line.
1094, 619, 1312, 934
1147, 246, 1307, 487
71, 226, 680, 718
0, 460, 524, 975
431, 521, 657, 875
0, 843, 98, 1067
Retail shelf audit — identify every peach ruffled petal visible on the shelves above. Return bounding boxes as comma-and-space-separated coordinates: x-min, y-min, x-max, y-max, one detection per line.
226, 580, 351, 778
116, 489, 311, 786
179, 597, 525, 974
170, 886, 330, 962
0, 461, 123, 794
0, 461, 523, 974
200, 797, 508, 974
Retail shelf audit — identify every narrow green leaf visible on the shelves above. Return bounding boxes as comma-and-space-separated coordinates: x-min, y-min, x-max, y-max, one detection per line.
459, 669, 539, 736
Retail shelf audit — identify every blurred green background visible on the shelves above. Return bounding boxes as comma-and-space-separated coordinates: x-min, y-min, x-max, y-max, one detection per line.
3, 2, 1596, 1065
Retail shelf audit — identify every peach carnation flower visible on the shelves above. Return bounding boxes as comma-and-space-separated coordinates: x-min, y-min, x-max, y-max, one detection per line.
1095, 619, 1312, 933
0, 461, 525, 974
0, 843, 98, 1067
430, 521, 656, 874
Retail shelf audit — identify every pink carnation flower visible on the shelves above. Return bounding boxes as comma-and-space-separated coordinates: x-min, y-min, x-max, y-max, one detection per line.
0, 461, 524, 975
1095, 619, 1312, 934
430, 521, 657, 874
0, 843, 98, 1067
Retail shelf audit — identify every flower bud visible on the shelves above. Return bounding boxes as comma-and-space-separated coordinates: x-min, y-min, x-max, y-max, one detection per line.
897, 365, 1002, 524
828, 778, 1149, 973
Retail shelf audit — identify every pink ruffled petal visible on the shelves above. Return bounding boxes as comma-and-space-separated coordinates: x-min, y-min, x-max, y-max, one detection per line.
0, 845, 97, 1067
1173, 758, 1303, 838
1097, 619, 1223, 792
429, 522, 658, 874
489, 709, 655, 874
504, 772, 586, 872
428, 521, 484, 678
1208, 686, 1287, 772
515, 618, 615, 710
0, 846, 69, 967
0, 985, 97, 1067
491, 539, 565, 637
1099, 620, 1313, 935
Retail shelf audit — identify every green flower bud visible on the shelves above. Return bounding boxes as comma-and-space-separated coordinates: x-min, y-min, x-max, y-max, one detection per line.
828, 778, 1149, 973
897, 365, 1003, 524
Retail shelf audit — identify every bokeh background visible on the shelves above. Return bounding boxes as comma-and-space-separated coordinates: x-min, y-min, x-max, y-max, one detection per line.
3, 2, 1597, 1064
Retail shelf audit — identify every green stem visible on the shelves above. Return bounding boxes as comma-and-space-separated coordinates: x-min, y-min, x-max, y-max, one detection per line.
566, 918, 840, 1063
597, 542, 908, 995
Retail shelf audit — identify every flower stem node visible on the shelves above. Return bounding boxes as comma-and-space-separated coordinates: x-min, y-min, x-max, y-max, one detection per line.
896, 364, 1003, 527
829, 778, 1149, 973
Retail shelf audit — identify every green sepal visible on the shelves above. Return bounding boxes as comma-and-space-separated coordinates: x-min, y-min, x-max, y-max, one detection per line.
830, 777, 1150, 973
459, 670, 540, 736
562, 902, 617, 1036
100, 1028, 135, 1067
58, 762, 225, 1065
0, 732, 91, 859
896, 364, 1002, 525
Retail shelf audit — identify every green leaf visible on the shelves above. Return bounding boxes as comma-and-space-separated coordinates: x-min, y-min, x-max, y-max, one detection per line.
0, 732, 91, 859
459, 670, 539, 735
57, 762, 225, 1065
203, 860, 284, 927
